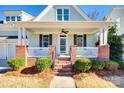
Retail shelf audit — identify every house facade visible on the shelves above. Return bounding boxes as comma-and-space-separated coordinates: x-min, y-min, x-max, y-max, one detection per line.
106, 8, 124, 59
0, 5, 110, 72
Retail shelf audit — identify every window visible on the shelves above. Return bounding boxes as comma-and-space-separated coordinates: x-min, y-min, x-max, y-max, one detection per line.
76, 35, 83, 47
17, 16, 21, 21
57, 9, 62, 21
64, 9, 69, 21
6, 16, 10, 21
43, 35, 49, 47
11, 16, 15, 21
56, 8, 69, 21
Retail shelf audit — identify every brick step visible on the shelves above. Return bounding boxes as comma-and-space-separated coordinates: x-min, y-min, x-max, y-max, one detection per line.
53, 69, 72, 72
54, 59, 70, 63
54, 62, 72, 66
57, 57, 71, 61
53, 65, 72, 70
53, 67, 72, 71
54, 71, 73, 76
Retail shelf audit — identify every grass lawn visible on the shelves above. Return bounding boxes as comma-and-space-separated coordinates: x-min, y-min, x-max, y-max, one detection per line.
0, 75, 50, 88
73, 73, 117, 88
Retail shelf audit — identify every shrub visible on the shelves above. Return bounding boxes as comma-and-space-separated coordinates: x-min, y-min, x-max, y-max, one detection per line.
92, 60, 106, 70
118, 61, 124, 69
75, 58, 92, 72
35, 57, 52, 72
105, 61, 119, 71
7, 57, 25, 71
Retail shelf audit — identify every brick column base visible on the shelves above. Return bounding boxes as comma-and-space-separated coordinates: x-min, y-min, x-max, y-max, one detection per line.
49, 45, 55, 61
16, 45, 27, 66
98, 45, 110, 61
27, 57, 37, 67
71, 45, 77, 64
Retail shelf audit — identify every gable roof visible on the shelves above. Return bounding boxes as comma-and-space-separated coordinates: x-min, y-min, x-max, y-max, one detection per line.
33, 5, 91, 21
106, 7, 124, 21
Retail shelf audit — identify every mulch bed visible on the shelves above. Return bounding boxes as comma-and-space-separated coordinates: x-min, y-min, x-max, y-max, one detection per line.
73, 69, 124, 80
5, 66, 54, 79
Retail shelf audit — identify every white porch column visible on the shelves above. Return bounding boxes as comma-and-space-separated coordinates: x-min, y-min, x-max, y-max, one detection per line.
104, 28, 108, 45
22, 28, 26, 45
18, 28, 22, 45
100, 28, 104, 46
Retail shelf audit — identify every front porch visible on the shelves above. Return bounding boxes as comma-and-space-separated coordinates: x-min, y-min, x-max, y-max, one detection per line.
13, 21, 110, 66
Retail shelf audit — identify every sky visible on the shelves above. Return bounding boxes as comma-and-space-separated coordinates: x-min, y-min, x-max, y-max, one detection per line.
0, 5, 124, 20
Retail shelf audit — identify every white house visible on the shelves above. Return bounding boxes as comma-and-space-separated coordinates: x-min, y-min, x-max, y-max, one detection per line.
0, 5, 110, 74
107, 7, 124, 59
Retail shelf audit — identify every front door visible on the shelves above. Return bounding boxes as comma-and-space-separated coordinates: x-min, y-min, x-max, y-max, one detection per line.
60, 35, 67, 54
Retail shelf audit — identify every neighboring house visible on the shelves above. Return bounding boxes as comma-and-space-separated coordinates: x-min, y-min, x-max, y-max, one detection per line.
0, 10, 34, 60
106, 8, 124, 59
0, 5, 110, 74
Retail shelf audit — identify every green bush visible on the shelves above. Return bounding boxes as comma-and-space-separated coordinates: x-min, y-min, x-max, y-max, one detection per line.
7, 57, 25, 71
118, 61, 124, 69
35, 57, 52, 72
92, 60, 106, 70
75, 58, 92, 72
105, 61, 119, 71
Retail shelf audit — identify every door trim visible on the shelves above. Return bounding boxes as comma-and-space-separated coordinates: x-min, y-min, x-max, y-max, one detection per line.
58, 34, 68, 55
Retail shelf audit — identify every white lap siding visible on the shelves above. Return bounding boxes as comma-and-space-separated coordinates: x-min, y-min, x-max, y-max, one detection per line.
28, 32, 39, 47
87, 34, 96, 47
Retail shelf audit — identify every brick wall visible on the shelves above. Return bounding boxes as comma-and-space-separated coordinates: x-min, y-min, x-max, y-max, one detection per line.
27, 57, 37, 67
98, 45, 110, 61
49, 45, 55, 60
16, 45, 26, 59
71, 45, 77, 64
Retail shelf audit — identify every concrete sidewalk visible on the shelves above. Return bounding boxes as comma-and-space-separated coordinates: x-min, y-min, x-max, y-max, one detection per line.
50, 76, 76, 88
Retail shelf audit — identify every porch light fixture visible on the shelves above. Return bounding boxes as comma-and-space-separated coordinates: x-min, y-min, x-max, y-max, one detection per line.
61, 29, 69, 34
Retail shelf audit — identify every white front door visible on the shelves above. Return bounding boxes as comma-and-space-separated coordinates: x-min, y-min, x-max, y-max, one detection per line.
59, 35, 68, 54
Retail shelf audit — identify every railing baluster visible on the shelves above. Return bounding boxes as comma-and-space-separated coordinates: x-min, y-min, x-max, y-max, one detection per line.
27, 47, 49, 57
76, 47, 98, 58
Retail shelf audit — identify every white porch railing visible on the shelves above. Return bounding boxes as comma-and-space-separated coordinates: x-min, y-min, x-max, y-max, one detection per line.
28, 47, 50, 57
76, 47, 98, 58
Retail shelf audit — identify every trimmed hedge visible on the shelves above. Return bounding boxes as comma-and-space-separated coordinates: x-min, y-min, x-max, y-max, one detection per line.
105, 61, 119, 71
35, 57, 52, 72
75, 58, 92, 72
7, 57, 25, 71
92, 60, 106, 70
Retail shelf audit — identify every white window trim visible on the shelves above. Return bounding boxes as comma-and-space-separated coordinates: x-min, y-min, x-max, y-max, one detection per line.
56, 8, 70, 22
5, 15, 21, 22
58, 34, 68, 54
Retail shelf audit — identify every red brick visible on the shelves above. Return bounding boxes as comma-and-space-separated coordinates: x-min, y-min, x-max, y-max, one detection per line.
27, 57, 37, 66
98, 45, 110, 61
70, 45, 77, 64
49, 45, 55, 60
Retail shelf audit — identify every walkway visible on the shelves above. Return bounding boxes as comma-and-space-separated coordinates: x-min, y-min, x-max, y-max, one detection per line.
50, 76, 76, 88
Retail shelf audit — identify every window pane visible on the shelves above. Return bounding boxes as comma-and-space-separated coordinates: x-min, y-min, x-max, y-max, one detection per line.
57, 15, 62, 21
17, 16, 21, 21
6, 16, 10, 21
64, 9, 69, 14
11, 16, 15, 21
57, 9, 62, 14
43, 35, 49, 47
64, 15, 69, 21
77, 36, 83, 47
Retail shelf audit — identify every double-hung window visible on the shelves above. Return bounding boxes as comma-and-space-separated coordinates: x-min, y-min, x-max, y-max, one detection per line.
43, 35, 49, 47
56, 8, 69, 21
17, 16, 21, 21
11, 16, 15, 21
76, 35, 83, 47
6, 16, 10, 21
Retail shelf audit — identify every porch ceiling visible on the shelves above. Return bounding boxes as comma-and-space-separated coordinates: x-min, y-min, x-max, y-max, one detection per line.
0, 21, 111, 29
29, 28, 99, 34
